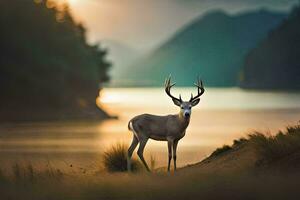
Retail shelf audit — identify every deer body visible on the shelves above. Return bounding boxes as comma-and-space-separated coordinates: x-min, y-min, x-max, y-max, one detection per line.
129, 114, 189, 141
127, 77, 204, 172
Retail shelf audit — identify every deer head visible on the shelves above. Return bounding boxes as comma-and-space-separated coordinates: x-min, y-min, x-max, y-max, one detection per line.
165, 76, 205, 119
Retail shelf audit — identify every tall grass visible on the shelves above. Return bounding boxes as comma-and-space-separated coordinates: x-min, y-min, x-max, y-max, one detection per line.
209, 123, 300, 167
249, 123, 300, 166
1, 124, 300, 199
103, 143, 142, 172
1, 163, 300, 200
210, 137, 249, 157
210, 145, 232, 157
10, 163, 64, 184
150, 154, 157, 171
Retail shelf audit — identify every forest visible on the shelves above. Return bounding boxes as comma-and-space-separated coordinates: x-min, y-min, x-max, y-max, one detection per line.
0, 0, 111, 121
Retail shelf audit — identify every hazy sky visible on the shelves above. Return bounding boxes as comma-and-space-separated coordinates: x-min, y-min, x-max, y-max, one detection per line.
64, 0, 298, 50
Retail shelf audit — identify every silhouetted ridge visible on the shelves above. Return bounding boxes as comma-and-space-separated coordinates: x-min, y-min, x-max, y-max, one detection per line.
119, 9, 286, 87
240, 5, 300, 90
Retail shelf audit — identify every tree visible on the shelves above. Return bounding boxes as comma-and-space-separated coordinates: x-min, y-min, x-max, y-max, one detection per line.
0, 0, 111, 121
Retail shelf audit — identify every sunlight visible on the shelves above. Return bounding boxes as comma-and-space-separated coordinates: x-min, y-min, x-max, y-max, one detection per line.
54, 0, 81, 7
100, 91, 121, 104
68, 0, 79, 5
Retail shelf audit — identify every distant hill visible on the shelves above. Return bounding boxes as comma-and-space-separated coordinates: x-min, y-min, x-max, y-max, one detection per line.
240, 5, 300, 90
118, 10, 286, 87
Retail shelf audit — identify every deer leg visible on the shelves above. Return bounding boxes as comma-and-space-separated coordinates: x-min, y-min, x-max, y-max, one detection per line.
127, 135, 139, 172
137, 138, 150, 172
173, 139, 179, 171
167, 139, 173, 172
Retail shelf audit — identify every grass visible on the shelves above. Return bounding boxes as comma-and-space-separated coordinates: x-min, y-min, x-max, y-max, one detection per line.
209, 123, 300, 167
210, 137, 248, 158
1, 163, 300, 200
150, 154, 157, 171
10, 162, 64, 184
249, 123, 300, 166
103, 143, 142, 172
210, 145, 232, 157
1, 124, 300, 199
233, 137, 248, 146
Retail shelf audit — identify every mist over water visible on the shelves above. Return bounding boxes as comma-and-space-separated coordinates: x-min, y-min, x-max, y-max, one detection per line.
1, 88, 300, 169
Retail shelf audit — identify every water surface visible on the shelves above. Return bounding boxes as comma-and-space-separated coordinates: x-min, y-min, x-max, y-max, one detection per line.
1, 88, 300, 170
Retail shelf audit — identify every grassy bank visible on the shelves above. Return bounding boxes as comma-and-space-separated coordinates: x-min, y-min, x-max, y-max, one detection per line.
195, 123, 300, 171
1, 123, 300, 200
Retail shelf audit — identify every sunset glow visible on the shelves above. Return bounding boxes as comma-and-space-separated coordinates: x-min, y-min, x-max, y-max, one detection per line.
2, 0, 300, 198
52, 0, 298, 51
68, 0, 79, 5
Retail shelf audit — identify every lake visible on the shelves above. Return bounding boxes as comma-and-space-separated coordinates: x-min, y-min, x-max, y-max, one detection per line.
1, 87, 300, 171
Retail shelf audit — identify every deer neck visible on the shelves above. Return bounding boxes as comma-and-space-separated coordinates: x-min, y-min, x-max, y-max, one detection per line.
177, 112, 190, 131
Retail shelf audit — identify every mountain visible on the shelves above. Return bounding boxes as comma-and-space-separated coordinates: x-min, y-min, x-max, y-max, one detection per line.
118, 9, 286, 87
240, 5, 300, 90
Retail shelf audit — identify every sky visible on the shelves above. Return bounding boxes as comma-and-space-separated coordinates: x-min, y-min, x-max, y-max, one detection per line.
60, 0, 299, 51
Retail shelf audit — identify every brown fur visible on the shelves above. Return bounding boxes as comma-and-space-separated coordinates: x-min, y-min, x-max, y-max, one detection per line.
127, 77, 204, 172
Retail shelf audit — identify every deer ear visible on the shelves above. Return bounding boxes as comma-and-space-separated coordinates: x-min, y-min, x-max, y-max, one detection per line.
172, 98, 181, 107
191, 98, 200, 107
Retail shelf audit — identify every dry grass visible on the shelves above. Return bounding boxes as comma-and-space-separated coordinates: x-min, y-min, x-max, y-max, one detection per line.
249, 123, 300, 166
150, 154, 157, 170
1, 124, 300, 199
103, 143, 142, 172
1, 163, 300, 200
210, 145, 232, 157
209, 123, 300, 167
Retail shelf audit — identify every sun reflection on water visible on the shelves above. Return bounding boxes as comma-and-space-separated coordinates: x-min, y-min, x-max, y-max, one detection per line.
1, 88, 300, 169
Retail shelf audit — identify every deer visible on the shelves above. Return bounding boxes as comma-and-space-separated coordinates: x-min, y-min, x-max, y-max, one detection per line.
127, 76, 205, 172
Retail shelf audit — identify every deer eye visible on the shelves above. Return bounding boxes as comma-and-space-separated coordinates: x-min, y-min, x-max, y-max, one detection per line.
180, 106, 184, 109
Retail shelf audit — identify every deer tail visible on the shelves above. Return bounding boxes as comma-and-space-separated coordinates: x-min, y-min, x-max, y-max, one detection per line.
128, 120, 132, 131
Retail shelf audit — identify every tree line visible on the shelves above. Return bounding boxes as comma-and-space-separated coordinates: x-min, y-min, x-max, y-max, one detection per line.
0, 0, 111, 121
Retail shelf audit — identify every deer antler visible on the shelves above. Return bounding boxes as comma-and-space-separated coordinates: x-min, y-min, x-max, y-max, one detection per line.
189, 77, 205, 102
165, 75, 182, 102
